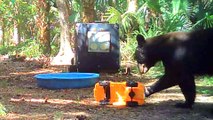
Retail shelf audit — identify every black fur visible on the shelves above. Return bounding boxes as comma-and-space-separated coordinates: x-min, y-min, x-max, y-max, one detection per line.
134, 28, 213, 108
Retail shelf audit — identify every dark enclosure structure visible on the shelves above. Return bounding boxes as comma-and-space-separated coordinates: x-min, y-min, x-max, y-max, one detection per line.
70, 23, 120, 73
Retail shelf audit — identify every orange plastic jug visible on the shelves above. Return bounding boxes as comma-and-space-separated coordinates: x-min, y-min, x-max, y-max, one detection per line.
94, 81, 145, 107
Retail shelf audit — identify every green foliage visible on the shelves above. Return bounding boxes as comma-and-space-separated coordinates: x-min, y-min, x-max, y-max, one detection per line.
161, 12, 192, 32
0, 103, 7, 116
192, 14, 213, 29
145, 0, 192, 33
104, 0, 212, 76
96, 0, 128, 13
190, 0, 213, 29
145, 0, 161, 13
197, 76, 213, 86
0, 46, 15, 55
53, 111, 64, 120
105, 6, 141, 40
105, 6, 122, 24
69, 0, 82, 23
19, 40, 43, 57
196, 76, 213, 95
11, 0, 16, 4
197, 89, 213, 96
143, 62, 164, 79
120, 38, 137, 62
0, 40, 41, 57
105, 0, 192, 64
0, 39, 59, 57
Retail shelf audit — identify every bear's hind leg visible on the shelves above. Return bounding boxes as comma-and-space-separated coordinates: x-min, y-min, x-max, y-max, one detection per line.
176, 74, 195, 109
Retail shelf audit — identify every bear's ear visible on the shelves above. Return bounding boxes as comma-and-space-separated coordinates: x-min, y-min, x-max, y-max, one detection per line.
136, 34, 146, 46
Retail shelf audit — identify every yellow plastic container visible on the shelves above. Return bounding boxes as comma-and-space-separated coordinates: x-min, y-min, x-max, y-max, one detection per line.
94, 81, 145, 106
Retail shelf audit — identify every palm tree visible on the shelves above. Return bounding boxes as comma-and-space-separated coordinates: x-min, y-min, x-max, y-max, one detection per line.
0, 18, 5, 45
51, 0, 74, 66
36, 0, 51, 55
82, 0, 95, 22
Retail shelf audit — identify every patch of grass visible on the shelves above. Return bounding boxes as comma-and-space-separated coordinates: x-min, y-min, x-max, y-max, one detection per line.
0, 80, 9, 88
196, 87, 213, 96
199, 76, 213, 85
0, 46, 16, 55
197, 88, 213, 95
13, 87, 28, 94
196, 76, 213, 95
53, 111, 64, 120
0, 103, 7, 116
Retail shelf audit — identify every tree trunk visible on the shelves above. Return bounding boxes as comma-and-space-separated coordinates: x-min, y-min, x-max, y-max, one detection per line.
0, 26, 3, 45
0, 18, 5, 45
50, 0, 74, 66
82, 0, 95, 23
36, 0, 51, 56
13, 21, 21, 45
127, 0, 138, 13
12, 3, 21, 45
0, 26, 2, 45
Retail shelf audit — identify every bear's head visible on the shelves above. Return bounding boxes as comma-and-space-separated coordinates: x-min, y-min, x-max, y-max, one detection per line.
134, 34, 154, 74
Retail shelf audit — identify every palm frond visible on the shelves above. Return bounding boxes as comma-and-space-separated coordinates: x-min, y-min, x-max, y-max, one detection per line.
192, 14, 213, 29
104, 6, 122, 23
161, 12, 192, 32
189, 0, 213, 29
172, 0, 189, 14
145, 0, 161, 13
121, 12, 138, 33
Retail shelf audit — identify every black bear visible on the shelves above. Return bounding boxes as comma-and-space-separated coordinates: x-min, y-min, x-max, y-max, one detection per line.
134, 28, 213, 108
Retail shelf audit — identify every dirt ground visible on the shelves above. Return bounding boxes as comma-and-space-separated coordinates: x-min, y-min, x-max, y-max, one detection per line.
0, 59, 212, 120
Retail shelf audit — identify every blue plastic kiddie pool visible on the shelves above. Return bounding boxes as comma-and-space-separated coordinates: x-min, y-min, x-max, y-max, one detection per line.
35, 72, 99, 89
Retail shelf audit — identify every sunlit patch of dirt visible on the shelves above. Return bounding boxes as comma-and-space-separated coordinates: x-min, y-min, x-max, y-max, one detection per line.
0, 59, 212, 120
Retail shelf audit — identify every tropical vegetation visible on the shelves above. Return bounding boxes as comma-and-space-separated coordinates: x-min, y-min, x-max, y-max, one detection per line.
0, 0, 212, 116
0, 0, 212, 57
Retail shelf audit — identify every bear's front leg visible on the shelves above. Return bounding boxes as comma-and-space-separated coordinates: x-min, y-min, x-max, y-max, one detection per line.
145, 74, 178, 97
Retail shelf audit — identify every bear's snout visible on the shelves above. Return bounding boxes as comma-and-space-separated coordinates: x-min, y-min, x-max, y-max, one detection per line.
137, 63, 149, 74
